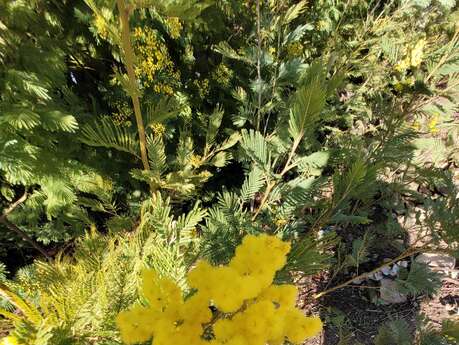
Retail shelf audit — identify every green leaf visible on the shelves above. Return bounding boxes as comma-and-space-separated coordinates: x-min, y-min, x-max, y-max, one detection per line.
176, 203, 207, 245
106, 216, 134, 234
216, 132, 241, 152
284, 0, 308, 24
413, 138, 448, 166
288, 78, 326, 140
281, 177, 317, 214
147, 134, 167, 174
149, 0, 213, 21
206, 106, 224, 148
375, 319, 413, 345
8, 70, 51, 101
80, 118, 140, 158
412, 0, 432, 8
283, 24, 312, 44
40, 110, 78, 132
145, 97, 179, 127
296, 151, 330, 176
240, 129, 270, 169
213, 42, 253, 64
345, 233, 372, 268
442, 320, 459, 341
326, 71, 345, 96
1, 185, 15, 201
277, 59, 307, 84
396, 262, 442, 296
175, 133, 194, 169
41, 178, 77, 218
280, 233, 335, 279
240, 166, 265, 203
331, 214, 371, 225
1, 108, 41, 130
333, 158, 368, 202
437, 0, 456, 10
210, 151, 231, 167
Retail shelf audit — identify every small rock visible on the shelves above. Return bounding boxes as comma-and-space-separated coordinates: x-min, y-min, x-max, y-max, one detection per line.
450, 270, 459, 279
415, 253, 456, 269
369, 271, 384, 281
381, 266, 391, 275
398, 260, 409, 268
380, 278, 407, 304
446, 304, 456, 312
390, 264, 400, 276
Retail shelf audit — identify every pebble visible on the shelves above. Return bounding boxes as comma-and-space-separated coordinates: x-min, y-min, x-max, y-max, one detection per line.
380, 278, 407, 304
415, 253, 456, 269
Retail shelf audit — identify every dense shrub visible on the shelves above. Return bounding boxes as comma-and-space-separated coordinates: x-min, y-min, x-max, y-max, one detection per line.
0, 0, 458, 344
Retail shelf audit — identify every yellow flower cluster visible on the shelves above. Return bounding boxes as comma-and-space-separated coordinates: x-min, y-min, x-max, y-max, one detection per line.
317, 20, 329, 31
165, 17, 182, 39
190, 154, 202, 168
150, 122, 166, 136
112, 100, 133, 126
94, 14, 109, 40
153, 83, 174, 95
117, 270, 212, 345
193, 78, 210, 99
411, 120, 421, 131
393, 76, 415, 92
395, 39, 426, 72
116, 234, 322, 345
198, 170, 212, 179
133, 27, 179, 95
410, 39, 426, 67
286, 42, 304, 58
0, 336, 19, 345
428, 114, 439, 134
212, 64, 233, 88
274, 218, 288, 227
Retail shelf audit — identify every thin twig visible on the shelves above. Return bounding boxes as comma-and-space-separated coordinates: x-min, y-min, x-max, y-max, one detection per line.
2, 192, 28, 217
0, 192, 51, 260
251, 134, 302, 221
252, 181, 275, 221
313, 246, 426, 299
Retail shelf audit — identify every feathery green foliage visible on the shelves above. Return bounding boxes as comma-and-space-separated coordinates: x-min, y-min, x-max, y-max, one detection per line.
1, 0, 458, 343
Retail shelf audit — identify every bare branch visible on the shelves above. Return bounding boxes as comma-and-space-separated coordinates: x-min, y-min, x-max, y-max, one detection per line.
0, 192, 51, 260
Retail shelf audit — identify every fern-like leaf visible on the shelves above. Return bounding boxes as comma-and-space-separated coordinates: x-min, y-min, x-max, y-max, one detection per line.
284, 0, 308, 24
396, 262, 441, 296
240, 166, 265, 203
288, 70, 326, 140
147, 134, 167, 174
80, 118, 140, 158
240, 129, 270, 169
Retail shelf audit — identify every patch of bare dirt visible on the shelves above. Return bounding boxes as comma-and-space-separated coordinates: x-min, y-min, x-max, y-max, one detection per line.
419, 278, 459, 327
297, 272, 458, 345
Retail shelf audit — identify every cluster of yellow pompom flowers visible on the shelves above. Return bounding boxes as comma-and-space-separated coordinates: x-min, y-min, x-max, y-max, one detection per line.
0, 336, 19, 345
132, 26, 179, 95
395, 39, 426, 72
116, 234, 322, 345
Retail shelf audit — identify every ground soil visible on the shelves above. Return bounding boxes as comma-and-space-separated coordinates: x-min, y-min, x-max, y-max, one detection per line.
299, 272, 458, 345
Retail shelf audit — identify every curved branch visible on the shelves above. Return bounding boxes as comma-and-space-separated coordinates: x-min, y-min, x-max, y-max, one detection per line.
0, 192, 51, 260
